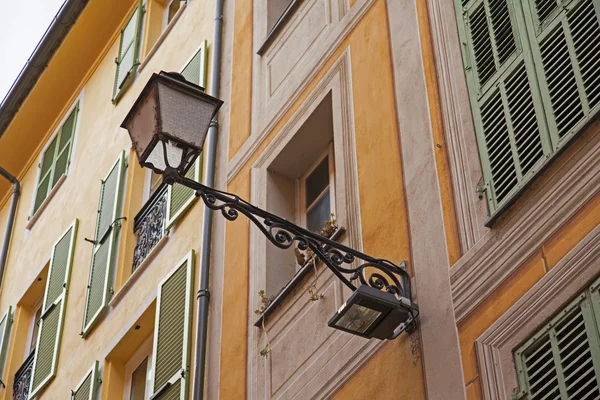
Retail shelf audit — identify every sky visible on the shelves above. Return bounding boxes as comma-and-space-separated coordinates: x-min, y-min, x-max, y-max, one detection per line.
0, 0, 66, 103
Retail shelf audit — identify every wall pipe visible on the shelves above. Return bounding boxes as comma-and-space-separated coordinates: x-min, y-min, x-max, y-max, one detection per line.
192, 0, 224, 398
0, 166, 20, 292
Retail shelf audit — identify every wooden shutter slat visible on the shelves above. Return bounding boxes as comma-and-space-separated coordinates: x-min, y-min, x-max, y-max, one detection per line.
113, 1, 143, 100
515, 286, 600, 400
0, 307, 12, 383
166, 155, 202, 229
82, 152, 126, 336
72, 361, 98, 400
181, 41, 207, 87
151, 251, 194, 400
29, 221, 78, 398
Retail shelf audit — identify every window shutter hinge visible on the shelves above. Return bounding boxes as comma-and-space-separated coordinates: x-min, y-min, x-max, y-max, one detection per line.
476, 183, 489, 199
512, 390, 527, 400
97, 377, 103, 385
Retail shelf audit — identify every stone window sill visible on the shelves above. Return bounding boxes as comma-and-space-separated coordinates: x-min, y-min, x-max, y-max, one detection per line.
254, 226, 345, 327
26, 174, 67, 230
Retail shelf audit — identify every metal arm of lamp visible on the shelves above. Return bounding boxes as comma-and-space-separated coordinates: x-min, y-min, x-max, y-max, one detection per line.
175, 174, 419, 336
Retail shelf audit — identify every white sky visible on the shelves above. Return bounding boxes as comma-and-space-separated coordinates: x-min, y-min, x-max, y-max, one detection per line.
0, 0, 66, 103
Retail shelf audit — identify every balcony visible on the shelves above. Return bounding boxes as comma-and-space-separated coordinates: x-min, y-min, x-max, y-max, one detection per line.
132, 184, 168, 272
13, 350, 35, 400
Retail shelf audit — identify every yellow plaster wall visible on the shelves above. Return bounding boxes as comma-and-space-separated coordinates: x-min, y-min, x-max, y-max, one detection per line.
0, 0, 217, 398
220, 0, 425, 398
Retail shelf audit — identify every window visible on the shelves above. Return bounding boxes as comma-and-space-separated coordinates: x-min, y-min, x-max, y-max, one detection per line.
114, 0, 145, 102
82, 152, 127, 336
29, 220, 78, 398
514, 275, 600, 399
454, 0, 600, 212
162, 0, 183, 29
267, 0, 294, 32
264, 95, 336, 295
31, 103, 79, 218
123, 335, 153, 400
300, 146, 335, 233
26, 299, 42, 355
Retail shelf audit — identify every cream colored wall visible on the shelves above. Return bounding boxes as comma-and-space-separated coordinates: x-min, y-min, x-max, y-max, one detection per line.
0, 0, 217, 398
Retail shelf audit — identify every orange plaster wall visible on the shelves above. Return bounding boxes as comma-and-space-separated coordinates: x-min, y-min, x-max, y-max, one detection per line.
219, 0, 423, 398
227, 0, 254, 160
457, 190, 600, 397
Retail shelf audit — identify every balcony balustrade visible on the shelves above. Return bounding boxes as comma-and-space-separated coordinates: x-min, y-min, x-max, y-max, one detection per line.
132, 184, 168, 272
13, 350, 35, 400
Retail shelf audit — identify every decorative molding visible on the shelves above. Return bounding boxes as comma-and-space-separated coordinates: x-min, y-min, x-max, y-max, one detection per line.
246, 50, 382, 399
451, 124, 600, 323
227, 0, 374, 182
475, 223, 600, 399
427, 0, 489, 251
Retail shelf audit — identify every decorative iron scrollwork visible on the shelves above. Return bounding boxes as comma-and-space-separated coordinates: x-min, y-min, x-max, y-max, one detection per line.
133, 186, 167, 272
13, 350, 35, 400
183, 177, 413, 300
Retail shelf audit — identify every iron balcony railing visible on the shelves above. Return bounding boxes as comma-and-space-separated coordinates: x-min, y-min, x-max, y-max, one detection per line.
132, 184, 168, 272
13, 350, 35, 400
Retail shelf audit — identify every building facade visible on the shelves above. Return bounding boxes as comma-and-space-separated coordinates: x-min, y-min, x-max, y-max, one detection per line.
0, 0, 599, 399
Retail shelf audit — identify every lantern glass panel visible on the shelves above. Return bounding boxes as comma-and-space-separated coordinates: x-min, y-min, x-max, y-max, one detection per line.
333, 304, 382, 334
145, 139, 185, 172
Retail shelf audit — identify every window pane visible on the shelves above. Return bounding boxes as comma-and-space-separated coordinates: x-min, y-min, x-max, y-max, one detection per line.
30, 306, 42, 353
305, 156, 329, 207
267, 0, 294, 32
306, 189, 330, 233
130, 357, 148, 400
167, 0, 181, 24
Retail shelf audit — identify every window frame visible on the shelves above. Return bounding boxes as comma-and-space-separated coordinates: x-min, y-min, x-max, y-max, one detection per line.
27, 98, 82, 228
123, 334, 154, 400
26, 298, 43, 357
298, 143, 336, 231
162, 0, 183, 30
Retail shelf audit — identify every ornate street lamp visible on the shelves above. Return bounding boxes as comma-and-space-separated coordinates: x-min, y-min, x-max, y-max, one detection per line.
122, 71, 419, 340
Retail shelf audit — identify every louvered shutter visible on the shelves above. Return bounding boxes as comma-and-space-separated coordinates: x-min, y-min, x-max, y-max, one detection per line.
0, 306, 13, 387
150, 251, 194, 400
181, 40, 208, 87
522, 0, 600, 145
29, 220, 78, 399
82, 152, 127, 336
455, 0, 553, 210
32, 105, 79, 215
166, 157, 202, 229
71, 361, 99, 400
514, 282, 600, 399
113, 0, 144, 102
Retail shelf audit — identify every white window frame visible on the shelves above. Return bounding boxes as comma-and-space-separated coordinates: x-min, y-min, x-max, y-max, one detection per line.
122, 334, 154, 400
25, 297, 43, 358
142, 169, 163, 204
298, 143, 335, 230
27, 91, 84, 229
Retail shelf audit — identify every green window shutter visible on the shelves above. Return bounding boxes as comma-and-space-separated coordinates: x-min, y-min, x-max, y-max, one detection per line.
522, 0, 600, 145
113, 0, 144, 102
0, 306, 13, 386
181, 40, 208, 88
150, 250, 194, 400
166, 156, 202, 229
455, 0, 552, 210
29, 220, 78, 399
514, 280, 600, 399
32, 105, 79, 215
71, 361, 99, 400
82, 151, 127, 336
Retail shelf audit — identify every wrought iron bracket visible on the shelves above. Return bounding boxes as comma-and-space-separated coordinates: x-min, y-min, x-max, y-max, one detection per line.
177, 176, 415, 308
